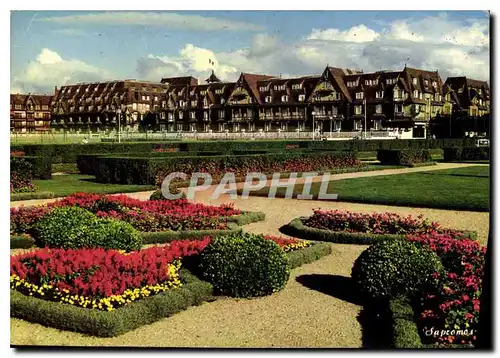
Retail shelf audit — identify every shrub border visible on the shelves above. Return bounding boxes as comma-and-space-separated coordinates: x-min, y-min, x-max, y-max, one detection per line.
282, 217, 477, 245
287, 241, 333, 269
226, 211, 266, 226
388, 298, 423, 348
10, 235, 37, 249
139, 222, 242, 244
10, 191, 56, 202
10, 269, 213, 338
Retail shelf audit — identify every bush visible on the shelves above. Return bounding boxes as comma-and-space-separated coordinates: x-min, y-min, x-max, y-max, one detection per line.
351, 239, 444, 301
10, 156, 36, 193
377, 149, 432, 166
199, 232, 290, 297
23, 156, 52, 179
33, 206, 142, 251
443, 147, 490, 162
150, 189, 186, 201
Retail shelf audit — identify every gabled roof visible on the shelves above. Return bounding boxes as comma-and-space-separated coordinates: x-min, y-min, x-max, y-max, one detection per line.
237, 73, 276, 104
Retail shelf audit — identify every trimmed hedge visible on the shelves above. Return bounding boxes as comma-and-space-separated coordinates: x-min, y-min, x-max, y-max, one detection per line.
139, 222, 242, 244
287, 242, 333, 269
377, 149, 432, 166
10, 269, 213, 337
10, 235, 36, 249
11, 191, 56, 202
225, 211, 266, 226
149, 188, 187, 201
95, 151, 359, 185
443, 147, 490, 162
12, 138, 475, 164
22, 156, 52, 179
389, 298, 423, 348
282, 217, 477, 245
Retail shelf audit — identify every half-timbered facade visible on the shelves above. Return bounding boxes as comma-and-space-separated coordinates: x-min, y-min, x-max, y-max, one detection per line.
12, 66, 488, 138
10, 94, 52, 133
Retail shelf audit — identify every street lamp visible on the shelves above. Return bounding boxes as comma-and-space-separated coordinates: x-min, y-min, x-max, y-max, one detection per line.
116, 109, 122, 143
311, 111, 316, 140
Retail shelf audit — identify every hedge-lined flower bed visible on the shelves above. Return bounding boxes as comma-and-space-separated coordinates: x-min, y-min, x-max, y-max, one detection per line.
407, 233, 486, 347
283, 211, 476, 245
11, 156, 38, 194
11, 239, 210, 311
11, 193, 242, 237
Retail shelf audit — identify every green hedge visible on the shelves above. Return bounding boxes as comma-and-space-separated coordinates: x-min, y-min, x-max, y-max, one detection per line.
377, 149, 432, 166
95, 151, 359, 185
10, 235, 36, 249
11, 156, 52, 180
140, 222, 242, 245
10, 269, 213, 337
443, 147, 490, 162
287, 242, 333, 269
10, 191, 56, 202
12, 139, 475, 164
282, 217, 477, 245
389, 298, 423, 348
225, 211, 266, 226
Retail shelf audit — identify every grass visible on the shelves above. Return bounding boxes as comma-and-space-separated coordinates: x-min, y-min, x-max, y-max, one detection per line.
244, 165, 490, 212
27, 174, 156, 199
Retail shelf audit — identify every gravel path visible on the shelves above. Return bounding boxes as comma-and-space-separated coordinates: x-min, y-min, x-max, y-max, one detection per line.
10, 162, 489, 347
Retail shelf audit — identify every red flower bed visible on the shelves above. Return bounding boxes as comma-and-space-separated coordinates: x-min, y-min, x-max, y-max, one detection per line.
264, 235, 311, 252
303, 209, 461, 236
10, 238, 210, 310
11, 193, 241, 235
406, 233, 486, 347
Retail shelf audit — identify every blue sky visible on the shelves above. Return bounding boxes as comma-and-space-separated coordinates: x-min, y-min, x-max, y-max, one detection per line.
10, 10, 489, 94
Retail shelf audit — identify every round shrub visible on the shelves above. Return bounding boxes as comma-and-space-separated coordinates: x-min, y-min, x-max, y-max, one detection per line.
351, 239, 444, 301
89, 218, 142, 252
149, 188, 186, 201
199, 232, 290, 298
34, 207, 97, 249
34, 206, 142, 251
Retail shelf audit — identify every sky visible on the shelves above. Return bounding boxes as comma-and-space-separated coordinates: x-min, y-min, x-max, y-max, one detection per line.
10, 10, 490, 94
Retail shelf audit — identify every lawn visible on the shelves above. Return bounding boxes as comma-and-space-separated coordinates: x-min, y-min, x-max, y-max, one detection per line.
13, 174, 156, 200
245, 165, 490, 212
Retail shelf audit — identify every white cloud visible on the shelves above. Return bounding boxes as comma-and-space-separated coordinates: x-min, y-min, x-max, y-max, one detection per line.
137, 15, 488, 83
37, 12, 264, 32
307, 25, 380, 43
11, 48, 114, 94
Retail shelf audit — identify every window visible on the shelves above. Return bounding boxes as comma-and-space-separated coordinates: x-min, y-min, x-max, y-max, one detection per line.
35, 105, 40, 110
354, 105, 362, 115
216, 89, 223, 95
292, 84, 302, 90
191, 100, 197, 107
259, 86, 267, 91
189, 112, 196, 119
265, 96, 272, 103
415, 104, 420, 113
42, 105, 49, 110
458, 88, 464, 94
347, 81, 357, 87
386, 78, 396, 85
76, 88, 80, 93
220, 98, 225, 105
478, 88, 482, 94
141, 95, 146, 101
203, 112, 208, 119
356, 92, 364, 100
414, 90, 419, 98
395, 104, 403, 113
332, 107, 338, 116
354, 120, 362, 130
168, 113, 174, 120
412, 77, 418, 85
15, 104, 21, 110
424, 79, 429, 86
200, 90, 206, 95
419, 92, 423, 100
154, 96, 158, 101
376, 104, 382, 114
179, 112, 184, 120
435, 93, 440, 101
376, 91, 383, 99
432, 81, 437, 88
298, 94, 306, 102
179, 100, 185, 107
365, 80, 370, 86
219, 110, 225, 118
281, 95, 288, 102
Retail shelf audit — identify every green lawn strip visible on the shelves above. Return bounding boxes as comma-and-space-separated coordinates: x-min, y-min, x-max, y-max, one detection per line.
245, 166, 490, 212
27, 174, 156, 199
51, 163, 80, 174
10, 243, 332, 337
281, 218, 477, 245
10, 192, 56, 202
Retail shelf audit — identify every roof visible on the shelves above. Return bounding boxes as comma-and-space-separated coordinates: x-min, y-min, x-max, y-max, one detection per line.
239, 73, 276, 104
10, 94, 53, 107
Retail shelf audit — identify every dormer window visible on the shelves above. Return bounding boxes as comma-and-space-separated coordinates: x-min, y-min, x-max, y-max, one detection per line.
432, 81, 437, 88
386, 78, 397, 85
215, 89, 223, 95
458, 88, 464, 94
355, 92, 364, 100
292, 84, 302, 90
265, 96, 272, 103
424, 80, 429, 86
200, 90, 206, 95
478, 88, 482, 94
412, 77, 418, 85
419, 93, 423, 100
347, 81, 357, 87
375, 91, 383, 99
220, 98, 225, 105
298, 94, 306, 102
191, 100, 197, 107
259, 86, 267, 91
281, 95, 288, 102
376, 104, 383, 114
414, 90, 419, 98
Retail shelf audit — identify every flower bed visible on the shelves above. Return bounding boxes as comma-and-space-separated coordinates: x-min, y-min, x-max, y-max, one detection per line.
11, 239, 210, 311
406, 233, 485, 347
11, 156, 38, 194
11, 193, 244, 239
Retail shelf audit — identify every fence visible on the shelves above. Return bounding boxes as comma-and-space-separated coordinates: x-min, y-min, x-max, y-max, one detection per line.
10, 130, 400, 144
